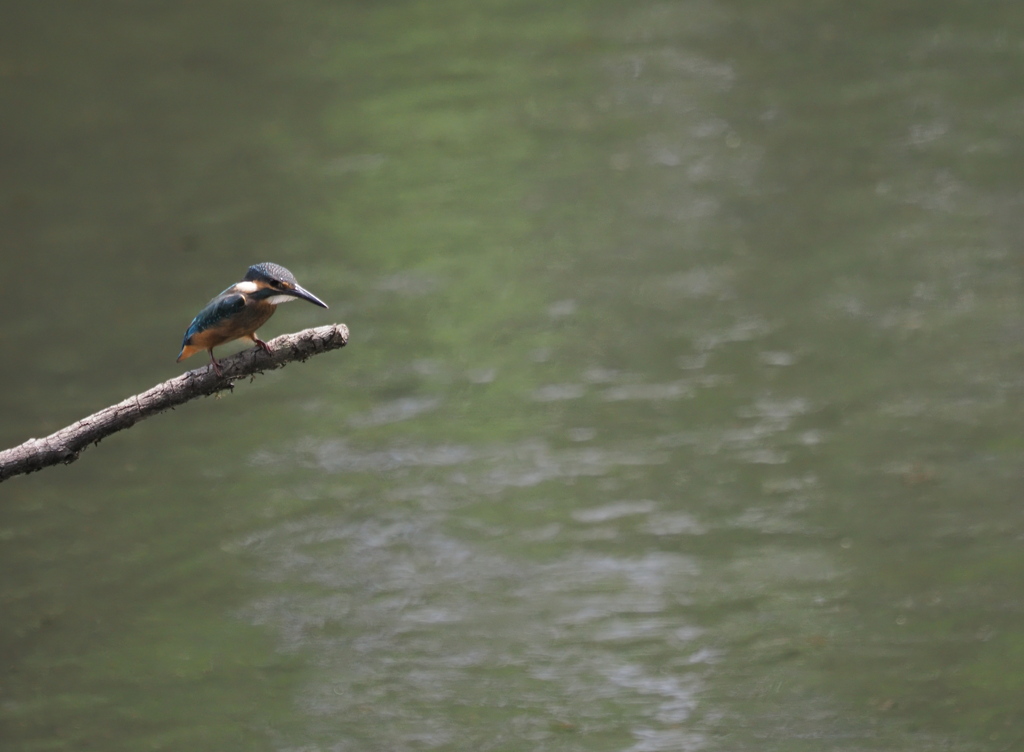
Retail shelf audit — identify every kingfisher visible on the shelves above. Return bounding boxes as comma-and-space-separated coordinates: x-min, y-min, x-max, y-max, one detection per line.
177, 262, 329, 376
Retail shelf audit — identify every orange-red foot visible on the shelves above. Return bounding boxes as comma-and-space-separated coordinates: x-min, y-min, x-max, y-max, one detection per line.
207, 350, 223, 377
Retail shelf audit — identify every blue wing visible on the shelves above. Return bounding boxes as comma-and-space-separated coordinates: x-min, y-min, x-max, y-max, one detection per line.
181, 293, 246, 347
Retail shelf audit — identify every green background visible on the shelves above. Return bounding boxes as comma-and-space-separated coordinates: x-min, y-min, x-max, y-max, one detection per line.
3, 1, 1024, 749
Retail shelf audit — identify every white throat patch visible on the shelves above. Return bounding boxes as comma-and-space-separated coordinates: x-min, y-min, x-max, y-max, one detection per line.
266, 294, 297, 305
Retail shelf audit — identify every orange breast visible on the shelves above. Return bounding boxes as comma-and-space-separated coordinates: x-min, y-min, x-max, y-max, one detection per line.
188, 301, 277, 350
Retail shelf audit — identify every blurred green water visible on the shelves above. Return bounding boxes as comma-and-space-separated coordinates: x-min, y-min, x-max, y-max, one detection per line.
3, 1, 1024, 750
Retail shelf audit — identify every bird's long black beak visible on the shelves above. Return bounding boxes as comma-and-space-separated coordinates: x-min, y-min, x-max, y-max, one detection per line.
289, 284, 329, 308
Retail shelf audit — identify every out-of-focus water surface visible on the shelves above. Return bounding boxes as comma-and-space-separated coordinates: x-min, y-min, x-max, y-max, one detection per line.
3, 1, 1024, 750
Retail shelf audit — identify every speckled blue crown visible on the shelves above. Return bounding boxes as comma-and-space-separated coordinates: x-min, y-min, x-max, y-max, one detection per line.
244, 262, 297, 285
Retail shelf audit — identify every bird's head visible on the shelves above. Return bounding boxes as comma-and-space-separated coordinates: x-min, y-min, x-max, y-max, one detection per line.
240, 262, 329, 308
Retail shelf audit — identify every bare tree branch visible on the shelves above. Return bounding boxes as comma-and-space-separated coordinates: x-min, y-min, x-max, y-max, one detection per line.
0, 324, 349, 483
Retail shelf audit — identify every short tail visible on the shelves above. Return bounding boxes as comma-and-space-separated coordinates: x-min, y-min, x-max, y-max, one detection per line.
177, 344, 200, 362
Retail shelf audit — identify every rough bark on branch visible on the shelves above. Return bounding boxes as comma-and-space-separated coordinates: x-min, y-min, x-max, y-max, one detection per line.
0, 323, 349, 483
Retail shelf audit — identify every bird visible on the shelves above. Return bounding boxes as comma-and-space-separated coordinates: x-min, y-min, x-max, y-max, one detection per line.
177, 262, 329, 376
